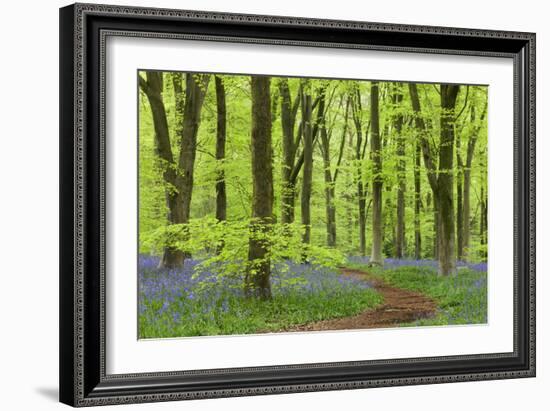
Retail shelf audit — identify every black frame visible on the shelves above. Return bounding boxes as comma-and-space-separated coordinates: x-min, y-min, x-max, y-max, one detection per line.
60, 3, 536, 407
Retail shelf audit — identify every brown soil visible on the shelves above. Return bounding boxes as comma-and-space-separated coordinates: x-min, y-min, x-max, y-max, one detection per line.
283, 267, 437, 332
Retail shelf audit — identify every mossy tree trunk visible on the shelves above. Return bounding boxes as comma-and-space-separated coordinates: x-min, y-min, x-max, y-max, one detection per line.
414, 136, 422, 259
214, 76, 227, 253
139, 72, 184, 268
320, 96, 349, 247
350, 86, 368, 257
463, 103, 487, 259
393, 83, 406, 258
278, 79, 301, 225
437, 84, 460, 275
300, 85, 314, 248
245, 76, 273, 300
370, 81, 383, 265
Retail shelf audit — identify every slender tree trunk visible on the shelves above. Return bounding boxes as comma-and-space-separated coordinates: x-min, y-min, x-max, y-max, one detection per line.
301, 88, 314, 247
161, 73, 210, 267
414, 138, 422, 259
462, 165, 472, 257
214, 76, 227, 255
320, 109, 337, 247
324, 98, 350, 248
177, 73, 210, 224
321, 170, 337, 247
351, 87, 367, 256
409, 83, 442, 265
462, 151, 474, 260
245, 76, 273, 300
215, 76, 227, 223
279, 79, 299, 225
139, 72, 185, 268
370, 81, 383, 265
437, 84, 460, 275
433, 194, 439, 260
358, 184, 367, 256
346, 195, 354, 248
479, 185, 488, 259
393, 84, 406, 258
456, 135, 464, 260
463, 104, 486, 260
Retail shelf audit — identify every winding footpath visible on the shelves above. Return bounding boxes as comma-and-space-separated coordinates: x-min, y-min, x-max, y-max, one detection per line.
286, 267, 437, 332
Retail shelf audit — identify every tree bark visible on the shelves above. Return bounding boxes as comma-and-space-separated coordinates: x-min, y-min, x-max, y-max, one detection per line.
437, 84, 460, 275
456, 130, 464, 260
409, 83, 459, 274
139, 72, 185, 268
215, 76, 227, 224
370, 81, 383, 265
463, 103, 486, 260
433, 194, 440, 260
160, 73, 210, 267
393, 84, 406, 258
414, 135, 422, 259
320, 97, 349, 247
351, 87, 367, 256
409, 83, 440, 261
319, 97, 335, 247
278, 79, 300, 225
301, 87, 314, 247
479, 185, 488, 259
245, 76, 273, 300
177, 73, 210, 226
214, 76, 227, 255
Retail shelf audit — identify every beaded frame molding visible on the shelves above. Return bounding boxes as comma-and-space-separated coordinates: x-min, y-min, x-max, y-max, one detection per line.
59, 3, 535, 407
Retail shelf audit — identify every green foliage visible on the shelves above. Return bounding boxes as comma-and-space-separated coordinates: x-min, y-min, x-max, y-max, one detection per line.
138, 71, 489, 337
141, 217, 346, 284
140, 72, 488, 261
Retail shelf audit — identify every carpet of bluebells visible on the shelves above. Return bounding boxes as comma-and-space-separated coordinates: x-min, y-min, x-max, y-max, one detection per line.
347, 257, 488, 326
139, 255, 382, 338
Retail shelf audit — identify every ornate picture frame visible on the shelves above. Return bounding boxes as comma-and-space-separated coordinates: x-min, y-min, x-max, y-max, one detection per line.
59, 3, 535, 407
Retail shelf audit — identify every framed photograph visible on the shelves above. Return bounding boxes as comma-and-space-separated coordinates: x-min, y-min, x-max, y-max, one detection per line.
59, 2, 535, 407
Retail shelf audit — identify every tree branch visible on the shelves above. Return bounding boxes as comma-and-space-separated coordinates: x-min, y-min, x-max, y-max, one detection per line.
409, 83, 438, 193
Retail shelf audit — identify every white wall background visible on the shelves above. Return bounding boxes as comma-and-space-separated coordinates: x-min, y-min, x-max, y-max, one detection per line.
0, 0, 545, 409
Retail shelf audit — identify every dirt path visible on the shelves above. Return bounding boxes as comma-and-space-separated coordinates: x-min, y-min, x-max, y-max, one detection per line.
284, 267, 437, 332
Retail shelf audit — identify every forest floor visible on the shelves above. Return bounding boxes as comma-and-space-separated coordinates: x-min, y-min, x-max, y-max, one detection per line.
284, 267, 437, 331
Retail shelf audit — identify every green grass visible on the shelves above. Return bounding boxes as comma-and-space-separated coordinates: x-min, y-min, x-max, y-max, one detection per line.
139, 275, 383, 338
348, 263, 488, 327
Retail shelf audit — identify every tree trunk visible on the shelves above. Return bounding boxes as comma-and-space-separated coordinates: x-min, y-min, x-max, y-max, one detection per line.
161, 73, 210, 267
351, 87, 367, 256
456, 132, 464, 261
325, 98, 350, 248
393, 84, 405, 258
433, 194, 439, 260
177, 73, 210, 224
462, 144, 474, 260
479, 185, 488, 259
139, 72, 185, 268
437, 84, 460, 275
408, 83, 441, 264
215, 76, 227, 223
414, 137, 422, 259
463, 104, 486, 260
370, 81, 383, 265
214, 76, 227, 254
319, 99, 337, 247
301, 88, 314, 247
245, 76, 273, 300
278, 79, 300, 225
